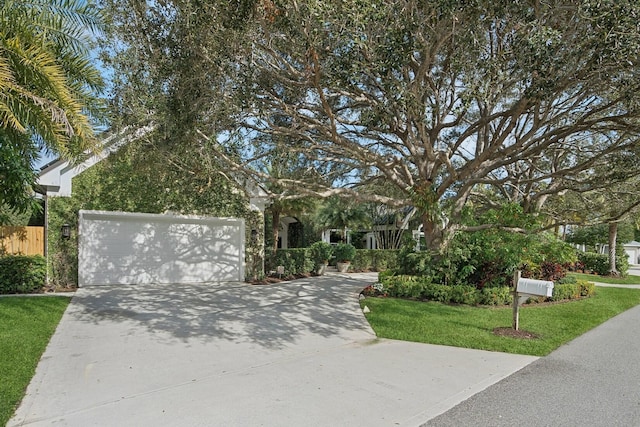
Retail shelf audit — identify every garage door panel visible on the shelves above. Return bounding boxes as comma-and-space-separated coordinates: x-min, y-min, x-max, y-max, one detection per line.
79, 211, 245, 286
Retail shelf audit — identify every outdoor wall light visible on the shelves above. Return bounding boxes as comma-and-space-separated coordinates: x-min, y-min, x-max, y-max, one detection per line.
251, 229, 258, 243
61, 224, 71, 239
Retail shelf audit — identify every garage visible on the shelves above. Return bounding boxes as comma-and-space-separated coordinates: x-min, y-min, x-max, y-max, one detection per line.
78, 210, 245, 286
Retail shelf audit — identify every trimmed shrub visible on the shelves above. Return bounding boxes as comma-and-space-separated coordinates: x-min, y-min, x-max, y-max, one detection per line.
427, 283, 452, 303
577, 280, 596, 297
268, 249, 314, 275
334, 243, 356, 262
373, 274, 594, 306
352, 249, 399, 271
449, 285, 480, 305
578, 252, 610, 276
550, 283, 581, 301
557, 275, 578, 284
549, 279, 596, 301
309, 241, 333, 265
576, 249, 628, 276
478, 286, 512, 306
380, 275, 477, 304
0, 255, 46, 294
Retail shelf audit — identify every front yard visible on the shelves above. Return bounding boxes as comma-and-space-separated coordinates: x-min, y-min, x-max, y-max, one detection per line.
0, 297, 69, 426
361, 286, 640, 356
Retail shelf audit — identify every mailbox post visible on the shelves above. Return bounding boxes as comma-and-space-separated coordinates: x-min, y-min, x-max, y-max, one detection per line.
512, 270, 554, 330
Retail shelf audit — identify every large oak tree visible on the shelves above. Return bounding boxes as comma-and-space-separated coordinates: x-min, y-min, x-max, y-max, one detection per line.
102, 0, 640, 254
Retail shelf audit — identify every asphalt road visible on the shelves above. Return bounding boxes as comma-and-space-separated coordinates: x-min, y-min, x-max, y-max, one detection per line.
423, 302, 640, 427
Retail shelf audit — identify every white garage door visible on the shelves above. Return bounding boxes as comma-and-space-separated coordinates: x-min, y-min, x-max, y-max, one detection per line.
78, 210, 245, 286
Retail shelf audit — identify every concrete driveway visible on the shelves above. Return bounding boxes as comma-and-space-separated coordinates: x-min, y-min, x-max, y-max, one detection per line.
10, 273, 536, 427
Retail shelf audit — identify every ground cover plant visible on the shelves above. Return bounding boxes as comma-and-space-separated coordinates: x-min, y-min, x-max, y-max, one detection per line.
0, 297, 69, 425
360, 287, 640, 356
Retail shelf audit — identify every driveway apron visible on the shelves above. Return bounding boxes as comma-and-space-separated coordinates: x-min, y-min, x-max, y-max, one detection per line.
9, 273, 536, 427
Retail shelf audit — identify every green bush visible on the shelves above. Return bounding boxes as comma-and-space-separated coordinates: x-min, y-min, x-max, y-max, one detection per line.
381, 275, 423, 298
373, 273, 594, 306
380, 275, 477, 304
378, 269, 395, 281
428, 284, 453, 303
478, 286, 512, 306
269, 249, 314, 275
334, 243, 356, 262
309, 241, 333, 265
557, 275, 578, 284
0, 255, 46, 294
578, 252, 610, 275
616, 248, 630, 276
449, 285, 480, 305
393, 206, 578, 288
577, 280, 596, 297
352, 249, 399, 271
396, 246, 434, 276
547, 279, 595, 302
550, 283, 581, 301
576, 249, 628, 276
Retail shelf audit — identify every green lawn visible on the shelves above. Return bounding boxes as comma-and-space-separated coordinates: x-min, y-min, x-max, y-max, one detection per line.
361, 286, 640, 356
568, 272, 640, 285
0, 297, 69, 426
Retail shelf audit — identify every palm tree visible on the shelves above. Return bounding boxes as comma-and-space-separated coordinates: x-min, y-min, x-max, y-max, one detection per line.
315, 197, 370, 243
0, 0, 104, 209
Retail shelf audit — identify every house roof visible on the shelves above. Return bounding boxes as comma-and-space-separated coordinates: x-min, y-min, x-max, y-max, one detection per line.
36, 124, 270, 212
624, 241, 640, 248
37, 125, 154, 196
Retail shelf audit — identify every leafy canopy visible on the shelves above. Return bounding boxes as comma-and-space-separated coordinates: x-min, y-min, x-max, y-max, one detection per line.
102, 0, 640, 253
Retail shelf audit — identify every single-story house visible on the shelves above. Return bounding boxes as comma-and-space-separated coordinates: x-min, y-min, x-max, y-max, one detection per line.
623, 241, 640, 266
37, 126, 269, 287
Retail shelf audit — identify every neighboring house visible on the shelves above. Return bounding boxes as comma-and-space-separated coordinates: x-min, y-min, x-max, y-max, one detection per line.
623, 241, 640, 266
597, 241, 640, 266
37, 127, 269, 287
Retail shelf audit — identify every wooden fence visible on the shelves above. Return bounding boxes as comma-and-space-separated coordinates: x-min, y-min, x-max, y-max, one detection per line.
0, 226, 45, 256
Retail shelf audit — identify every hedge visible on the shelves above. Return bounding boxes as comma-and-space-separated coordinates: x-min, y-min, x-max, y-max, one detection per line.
268, 248, 400, 276
268, 248, 314, 275
365, 274, 596, 306
0, 255, 46, 294
578, 251, 629, 276
549, 280, 596, 301
351, 250, 399, 271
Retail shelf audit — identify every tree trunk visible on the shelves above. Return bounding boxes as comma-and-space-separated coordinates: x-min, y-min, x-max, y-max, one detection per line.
421, 214, 447, 254
608, 221, 619, 277
272, 209, 281, 253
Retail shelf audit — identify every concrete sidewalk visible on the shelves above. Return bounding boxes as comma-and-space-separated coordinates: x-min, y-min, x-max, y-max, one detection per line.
9, 273, 536, 427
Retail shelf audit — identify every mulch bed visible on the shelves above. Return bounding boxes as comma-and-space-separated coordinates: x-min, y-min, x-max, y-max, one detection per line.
249, 272, 313, 286
493, 327, 539, 339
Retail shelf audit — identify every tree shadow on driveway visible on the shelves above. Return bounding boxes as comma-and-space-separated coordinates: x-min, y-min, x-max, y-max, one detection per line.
69, 273, 378, 350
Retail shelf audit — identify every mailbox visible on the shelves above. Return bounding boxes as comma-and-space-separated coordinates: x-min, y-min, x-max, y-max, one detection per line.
517, 278, 554, 297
